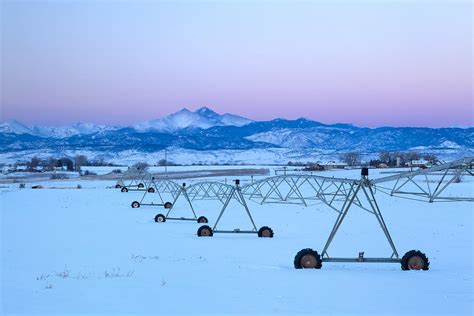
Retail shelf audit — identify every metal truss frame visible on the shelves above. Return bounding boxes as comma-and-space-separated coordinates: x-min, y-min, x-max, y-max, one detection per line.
117, 167, 151, 191
135, 178, 182, 208
163, 183, 200, 221
188, 180, 273, 236
240, 157, 473, 265
122, 157, 472, 266
242, 174, 354, 207
373, 157, 474, 202
187, 181, 235, 205
133, 179, 202, 222
243, 173, 401, 263
211, 181, 259, 234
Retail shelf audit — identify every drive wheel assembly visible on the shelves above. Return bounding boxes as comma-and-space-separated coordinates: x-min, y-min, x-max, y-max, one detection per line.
197, 225, 213, 237
121, 187, 128, 193
154, 214, 166, 223
138, 183, 144, 188
164, 202, 173, 209
257, 226, 274, 238
197, 216, 208, 224
401, 250, 429, 271
131, 201, 140, 208
294, 248, 322, 269
147, 187, 155, 193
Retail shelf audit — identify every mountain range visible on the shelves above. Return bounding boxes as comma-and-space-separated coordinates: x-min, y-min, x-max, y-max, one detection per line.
1, 107, 473, 156
0, 107, 251, 138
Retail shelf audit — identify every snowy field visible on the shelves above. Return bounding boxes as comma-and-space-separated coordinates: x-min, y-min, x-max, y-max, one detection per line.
80, 165, 281, 176
1, 167, 473, 315
3, 147, 473, 167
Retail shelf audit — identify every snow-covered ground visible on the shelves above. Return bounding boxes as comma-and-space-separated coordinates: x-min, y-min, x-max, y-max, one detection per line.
0, 148, 340, 166
80, 165, 281, 176
2, 147, 472, 171
1, 167, 473, 315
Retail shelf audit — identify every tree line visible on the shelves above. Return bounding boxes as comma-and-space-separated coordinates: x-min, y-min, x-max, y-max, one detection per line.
340, 151, 438, 167
21, 155, 118, 171
287, 151, 439, 168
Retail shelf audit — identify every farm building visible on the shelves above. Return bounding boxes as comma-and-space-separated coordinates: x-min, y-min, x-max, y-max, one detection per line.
318, 161, 348, 170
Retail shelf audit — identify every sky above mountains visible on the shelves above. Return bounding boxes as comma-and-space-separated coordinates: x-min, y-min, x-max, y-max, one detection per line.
1, 1, 472, 128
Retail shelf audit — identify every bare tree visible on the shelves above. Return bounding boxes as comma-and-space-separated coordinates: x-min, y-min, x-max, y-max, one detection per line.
379, 151, 404, 166
403, 151, 421, 163
158, 159, 168, 166
422, 153, 438, 164
27, 157, 41, 169
58, 157, 74, 171
42, 157, 57, 171
379, 151, 392, 164
340, 152, 361, 166
74, 155, 89, 171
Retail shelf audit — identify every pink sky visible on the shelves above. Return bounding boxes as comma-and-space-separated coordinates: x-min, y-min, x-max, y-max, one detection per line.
1, 1, 472, 127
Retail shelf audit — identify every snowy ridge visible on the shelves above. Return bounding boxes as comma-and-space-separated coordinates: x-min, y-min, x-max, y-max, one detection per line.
245, 127, 346, 148
0, 120, 115, 138
1, 107, 473, 156
1, 107, 252, 137
133, 107, 252, 132
0, 120, 32, 134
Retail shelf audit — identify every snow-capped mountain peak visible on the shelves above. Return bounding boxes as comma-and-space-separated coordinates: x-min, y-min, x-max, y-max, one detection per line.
133, 107, 253, 132
1, 106, 253, 137
195, 106, 216, 116
0, 120, 32, 134
0, 120, 112, 138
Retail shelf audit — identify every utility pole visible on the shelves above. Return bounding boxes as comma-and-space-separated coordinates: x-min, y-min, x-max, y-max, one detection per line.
164, 148, 168, 173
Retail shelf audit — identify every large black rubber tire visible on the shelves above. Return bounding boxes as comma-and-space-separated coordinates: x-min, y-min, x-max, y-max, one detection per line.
164, 202, 173, 209
147, 187, 155, 193
197, 225, 213, 237
131, 201, 140, 208
121, 187, 128, 193
115, 184, 122, 189
197, 216, 208, 224
257, 226, 274, 238
401, 250, 429, 271
138, 183, 144, 188
294, 248, 322, 269
154, 214, 166, 223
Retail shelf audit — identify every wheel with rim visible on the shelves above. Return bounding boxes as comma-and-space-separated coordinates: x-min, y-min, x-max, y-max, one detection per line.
121, 187, 128, 193
154, 214, 166, 223
131, 201, 140, 208
294, 248, 322, 269
257, 226, 274, 238
164, 202, 173, 209
147, 187, 155, 193
115, 184, 122, 189
401, 250, 429, 271
197, 216, 208, 224
197, 225, 213, 237
138, 183, 144, 188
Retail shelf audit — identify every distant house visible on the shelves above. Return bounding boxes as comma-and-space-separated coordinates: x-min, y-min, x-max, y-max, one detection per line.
319, 161, 348, 170
15, 165, 28, 171
377, 163, 389, 168
410, 159, 429, 169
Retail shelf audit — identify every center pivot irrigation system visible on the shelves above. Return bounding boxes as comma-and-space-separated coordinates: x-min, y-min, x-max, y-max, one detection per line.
126, 177, 274, 238
130, 178, 210, 224
191, 180, 275, 238
118, 157, 473, 271
116, 166, 153, 192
